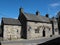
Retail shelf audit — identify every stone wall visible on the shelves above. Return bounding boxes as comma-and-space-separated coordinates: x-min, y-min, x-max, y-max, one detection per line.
1, 43, 37, 45
54, 22, 59, 35
1, 35, 60, 45
3, 25, 21, 40
27, 22, 52, 39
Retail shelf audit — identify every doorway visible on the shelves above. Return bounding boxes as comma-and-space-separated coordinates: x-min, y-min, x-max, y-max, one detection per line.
43, 30, 45, 37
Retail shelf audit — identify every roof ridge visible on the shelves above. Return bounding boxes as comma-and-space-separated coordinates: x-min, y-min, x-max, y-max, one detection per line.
24, 12, 35, 15
24, 12, 50, 22
2, 17, 21, 25
2, 17, 18, 20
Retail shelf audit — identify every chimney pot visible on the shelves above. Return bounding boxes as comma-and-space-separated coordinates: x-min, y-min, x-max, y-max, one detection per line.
36, 11, 40, 16
45, 14, 49, 18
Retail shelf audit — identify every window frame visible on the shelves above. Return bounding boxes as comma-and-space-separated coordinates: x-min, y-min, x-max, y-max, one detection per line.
35, 29, 39, 33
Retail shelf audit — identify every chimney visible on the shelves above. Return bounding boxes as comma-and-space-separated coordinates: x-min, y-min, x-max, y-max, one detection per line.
36, 11, 40, 16
19, 8, 24, 14
45, 14, 49, 18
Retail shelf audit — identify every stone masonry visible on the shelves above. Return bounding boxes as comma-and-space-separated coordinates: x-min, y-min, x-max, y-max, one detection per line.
27, 22, 52, 39
3, 25, 21, 40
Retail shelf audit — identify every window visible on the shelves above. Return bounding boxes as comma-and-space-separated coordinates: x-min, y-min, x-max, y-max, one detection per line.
54, 21, 57, 25
35, 29, 39, 33
17, 30, 18, 32
28, 26, 31, 31
55, 28, 58, 32
48, 28, 50, 31
17, 30, 19, 34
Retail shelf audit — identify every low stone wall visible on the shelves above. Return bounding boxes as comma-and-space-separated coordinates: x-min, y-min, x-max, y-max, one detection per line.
1, 43, 37, 45
1, 35, 60, 45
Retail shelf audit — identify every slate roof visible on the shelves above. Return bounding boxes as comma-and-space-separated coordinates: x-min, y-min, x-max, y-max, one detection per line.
2, 18, 21, 25
23, 13, 50, 23
51, 17, 57, 22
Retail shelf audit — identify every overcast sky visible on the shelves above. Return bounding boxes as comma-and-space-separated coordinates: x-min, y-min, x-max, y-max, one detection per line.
0, 0, 60, 23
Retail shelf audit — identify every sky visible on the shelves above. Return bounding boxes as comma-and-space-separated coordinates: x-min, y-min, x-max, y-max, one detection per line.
0, 0, 60, 23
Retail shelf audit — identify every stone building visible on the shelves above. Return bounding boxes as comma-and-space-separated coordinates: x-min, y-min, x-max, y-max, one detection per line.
18, 8, 52, 39
57, 11, 60, 34
0, 8, 59, 40
51, 17, 59, 35
0, 25, 2, 37
1, 18, 21, 40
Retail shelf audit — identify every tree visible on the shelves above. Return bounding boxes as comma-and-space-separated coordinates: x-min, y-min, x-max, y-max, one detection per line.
56, 11, 60, 34
56, 11, 60, 18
